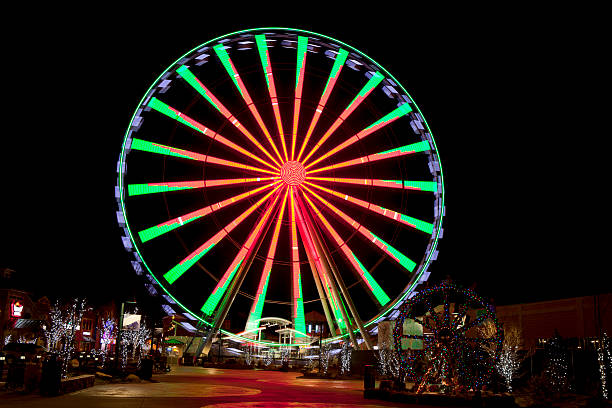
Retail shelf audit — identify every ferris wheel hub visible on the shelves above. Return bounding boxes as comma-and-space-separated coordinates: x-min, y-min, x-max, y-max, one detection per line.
280, 161, 306, 186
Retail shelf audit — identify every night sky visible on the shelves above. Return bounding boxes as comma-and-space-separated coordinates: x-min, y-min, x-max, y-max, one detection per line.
1, 8, 604, 320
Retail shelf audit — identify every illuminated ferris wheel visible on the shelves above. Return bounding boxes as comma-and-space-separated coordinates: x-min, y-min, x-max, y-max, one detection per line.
116, 28, 445, 351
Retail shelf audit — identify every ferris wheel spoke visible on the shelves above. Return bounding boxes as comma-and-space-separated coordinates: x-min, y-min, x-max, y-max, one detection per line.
401, 334, 425, 340
137, 181, 280, 243
293, 192, 352, 335
464, 337, 497, 344
162, 185, 281, 285
306, 177, 437, 192
300, 193, 391, 306
130, 138, 278, 176
296, 48, 349, 162
302, 184, 417, 274
301, 71, 385, 166
147, 97, 279, 171
245, 187, 289, 332
452, 302, 469, 329
213, 44, 285, 165
306, 140, 431, 175
462, 313, 491, 332
255, 34, 289, 162
290, 36, 308, 161
127, 177, 277, 196
305, 181, 434, 235
304, 103, 413, 170
176, 65, 282, 169
289, 186, 307, 335
200, 190, 281, 316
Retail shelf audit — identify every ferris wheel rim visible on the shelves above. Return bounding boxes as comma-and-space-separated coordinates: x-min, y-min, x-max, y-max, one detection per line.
116, 27, 446, 346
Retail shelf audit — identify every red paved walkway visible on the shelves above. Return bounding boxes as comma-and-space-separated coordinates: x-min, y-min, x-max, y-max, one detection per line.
0, 366, 431, 407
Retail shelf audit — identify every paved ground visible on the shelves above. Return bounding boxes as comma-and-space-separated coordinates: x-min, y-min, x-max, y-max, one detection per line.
0, 366, 427, 407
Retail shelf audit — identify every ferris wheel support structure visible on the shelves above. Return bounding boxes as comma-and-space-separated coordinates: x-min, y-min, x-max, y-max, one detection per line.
298, 194, 373, 350
200, 191, 281, 356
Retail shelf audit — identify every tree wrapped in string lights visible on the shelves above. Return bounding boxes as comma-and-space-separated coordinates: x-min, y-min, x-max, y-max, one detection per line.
340, 341, 352, 375
393, 281, 503, 393
544, 333, 569, 394
116, 28, 445, 353
479, 322, 529, 393
59, 298, 86, 377
596, 332, 610, 400
99, 317, 117, 363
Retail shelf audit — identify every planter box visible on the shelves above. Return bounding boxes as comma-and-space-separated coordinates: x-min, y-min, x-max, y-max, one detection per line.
60, 374, 95, 394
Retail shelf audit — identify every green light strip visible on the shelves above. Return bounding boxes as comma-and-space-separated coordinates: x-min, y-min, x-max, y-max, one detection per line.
213, 44, 243, 96
351, 253, 391, 306
128, 184, 195, 196
404, 180, 437, 192
294, 272, 307, 336
378, 140, 431, 156
176, 65, 221, 112
246, 271, 271, 331
371, 232, 416, 272
201, 260, 243, 316
255, 35, 271, 88
400, 215, 433, 234
323, 49, 349, 94
295, 36, 308, 89
164, 243, 216, 284
363, 103, 412, 131
148, 97, 204, 134
346, 71, 384, 107
131, 138, 201, 161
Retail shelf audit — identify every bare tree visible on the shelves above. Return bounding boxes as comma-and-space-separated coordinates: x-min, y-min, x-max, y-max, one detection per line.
479, 321, 530, 392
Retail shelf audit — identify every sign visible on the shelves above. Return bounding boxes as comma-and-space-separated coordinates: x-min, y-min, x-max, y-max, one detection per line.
10, 301, 23, 318
122, 314, 141, 330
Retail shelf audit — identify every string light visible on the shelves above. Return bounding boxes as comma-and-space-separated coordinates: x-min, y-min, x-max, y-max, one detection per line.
597, 333, 610, 399
340, 341, 352, 375
99, 318, 117, 364
544, 334, 569, 393
393, 281, 503, 393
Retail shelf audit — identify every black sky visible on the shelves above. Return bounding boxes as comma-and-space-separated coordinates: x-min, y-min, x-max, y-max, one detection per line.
1, 7, 605, 316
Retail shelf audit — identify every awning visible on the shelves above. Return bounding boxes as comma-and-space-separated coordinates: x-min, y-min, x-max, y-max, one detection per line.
163, 338, 184, 345
13, 319, 44, 329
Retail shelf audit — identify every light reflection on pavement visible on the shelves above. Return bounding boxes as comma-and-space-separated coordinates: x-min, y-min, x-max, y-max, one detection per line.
202, 403, 400, 408
75, 382, 261, 397
0, 366, 412, 408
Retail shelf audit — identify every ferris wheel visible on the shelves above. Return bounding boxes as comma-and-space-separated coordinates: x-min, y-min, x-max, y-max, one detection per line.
116, 28, 445, 352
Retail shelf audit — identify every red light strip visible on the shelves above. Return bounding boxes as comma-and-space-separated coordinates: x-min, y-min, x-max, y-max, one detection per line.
203, 190, 281, 315
256, 35, 288, 162
148, 98, 279, 171
289, 186, 305, 331
306, 143, 425, 175
301, 192, 381, 297
292, 36, 308, 160
138, 182, 281, 242
305, 177, 403, 189
141, 177, 277, 192
163, 185, 281, 284
246, 187, 289, 330
176, 66, 282, 169
301, 72, 384, 166
131, 139, 278, 176
305, 103, 411, 170
214, 45, 285, 165
293, 193, 344, 325
301, 184, 415, 272
296, 49, 349, 162
305, 182, 423, 232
